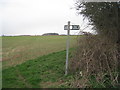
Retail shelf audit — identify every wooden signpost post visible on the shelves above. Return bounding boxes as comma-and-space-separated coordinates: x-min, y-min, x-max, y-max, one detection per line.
64, 21, 80, 75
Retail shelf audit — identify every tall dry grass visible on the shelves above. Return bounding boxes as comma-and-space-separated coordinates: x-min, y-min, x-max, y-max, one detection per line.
69, 35, 120, 88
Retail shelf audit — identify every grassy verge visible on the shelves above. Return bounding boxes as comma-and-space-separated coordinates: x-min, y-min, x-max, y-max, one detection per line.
3, 48, 75, 88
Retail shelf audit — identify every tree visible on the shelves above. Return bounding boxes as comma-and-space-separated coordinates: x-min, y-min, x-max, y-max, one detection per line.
74, 1, 120, 85
75, 1, 120, 43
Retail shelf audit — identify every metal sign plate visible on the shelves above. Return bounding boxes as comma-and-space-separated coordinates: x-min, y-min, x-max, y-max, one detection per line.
64, 25, 80, 30
71, 25, 80, 30
64, 25, 68, 30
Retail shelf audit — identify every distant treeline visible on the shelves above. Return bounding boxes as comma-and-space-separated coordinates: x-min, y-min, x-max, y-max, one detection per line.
42, 33, 59, 36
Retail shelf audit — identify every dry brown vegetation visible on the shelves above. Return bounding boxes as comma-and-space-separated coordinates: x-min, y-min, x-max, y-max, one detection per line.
69, 34, 120, 88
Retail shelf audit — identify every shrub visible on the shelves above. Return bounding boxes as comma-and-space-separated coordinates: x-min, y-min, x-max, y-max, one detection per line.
69, 35, 120, 88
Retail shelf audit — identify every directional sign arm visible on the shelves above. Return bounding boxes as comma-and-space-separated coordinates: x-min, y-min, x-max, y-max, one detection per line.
71, 25, 80, 30
64, 25, 80, 30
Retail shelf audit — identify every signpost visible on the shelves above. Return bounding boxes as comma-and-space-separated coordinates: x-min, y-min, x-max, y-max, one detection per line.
64, 21, 80, 75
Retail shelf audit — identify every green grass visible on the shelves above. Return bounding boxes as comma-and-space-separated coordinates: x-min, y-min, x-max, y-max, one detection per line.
2, 36, 120, 88
3, 49, 75, 88
2, 36, 77, 69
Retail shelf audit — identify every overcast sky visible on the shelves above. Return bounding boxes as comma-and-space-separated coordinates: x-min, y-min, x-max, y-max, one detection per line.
0, 0, 92, 36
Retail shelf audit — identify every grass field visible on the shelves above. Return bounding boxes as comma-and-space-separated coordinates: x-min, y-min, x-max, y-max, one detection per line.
3, 49, 75, 88
2, 36, 77, 69
2, 36, 120, 88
